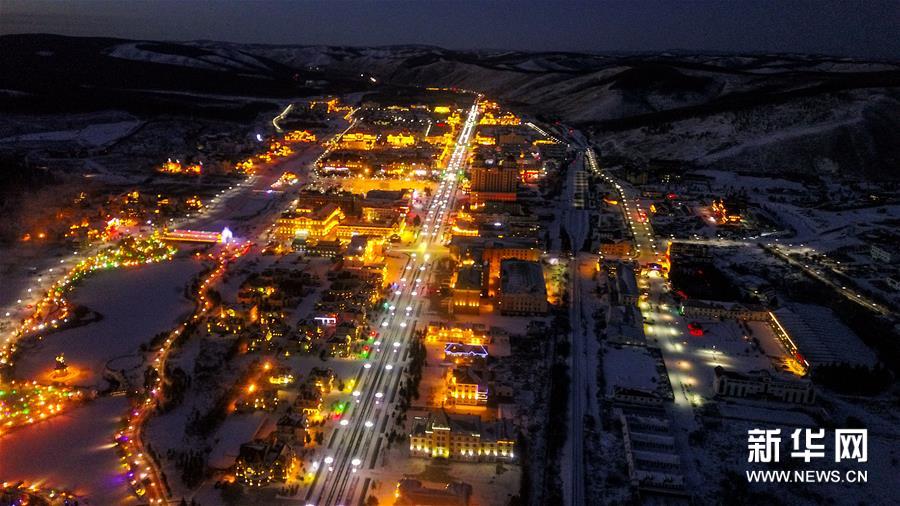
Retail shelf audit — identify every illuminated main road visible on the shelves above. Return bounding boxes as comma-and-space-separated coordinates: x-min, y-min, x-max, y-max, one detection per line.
305, 98, 480, 506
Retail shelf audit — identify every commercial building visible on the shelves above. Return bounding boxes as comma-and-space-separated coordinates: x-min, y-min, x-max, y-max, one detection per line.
769, 304, 876, 369
713, 366, 816, 405
498, 260, 548, 315
600, 240, 633, 258
425, 322, 492, 345
295, 190, 360, 216
293, 239, 344, 258
469, 163, 518, 202
482, 240, 542, 296
344, 235, 384, 268
338, 132, 378, 150
335, 219, 403, 241
450, 237, 542, 296
681, 300, 768, 321
478, 111, 520, 126
275, 203, 344, 241
409, 410, 515, 462
317, 152, 372, 174
451, 265, 483, 314
446, 366, 489, 406
361, 202, 402, 222
386, 132, 416, 148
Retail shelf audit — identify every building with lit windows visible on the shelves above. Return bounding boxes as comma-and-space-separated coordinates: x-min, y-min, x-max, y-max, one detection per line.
474, 133, 496, 146
293, 238, 344, 257
386, 132, 417, 148
235, 383, 279, 412
478, 111, 521, 126
469, 162, 518, 202
274, 203, 344, 241
338, 132, 378, 150
361, 202, 403, 222
451, 265, 483, 314
284, 130, 316, 143
425, 322, 492, 345
293, 384, 324, 419
681, 300, 768, 321
409, 410, 515, 462
449, 236, 542, 296
710, 197, 745, 224
275, 412, 308, 445
442, 343, 489, 365
600, 240, 633, 258
344, 235, 384, 268
233, 437, 296, 487
482, 240, 541, 295
335, 218, 404, 241
446, 366, 489, 406
498, 260, 548, 315
317, 152, 373, 174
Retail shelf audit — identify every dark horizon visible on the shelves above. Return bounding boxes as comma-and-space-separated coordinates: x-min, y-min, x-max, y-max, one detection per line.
2, 0, 899, 60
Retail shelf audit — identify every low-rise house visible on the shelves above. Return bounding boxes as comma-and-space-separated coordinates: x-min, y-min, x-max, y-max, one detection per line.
234, 437, 296, 487
275, 412, 308, 445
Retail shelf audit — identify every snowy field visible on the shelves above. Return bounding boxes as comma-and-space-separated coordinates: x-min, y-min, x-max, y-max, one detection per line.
0, 120, 142, 147
693, 415, 899, 504
603, 344, 663, 395
373, 444, 521, 506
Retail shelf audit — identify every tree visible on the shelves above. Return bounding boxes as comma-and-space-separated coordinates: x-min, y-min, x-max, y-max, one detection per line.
366, 495, 379, 506
559, 226, 572, 254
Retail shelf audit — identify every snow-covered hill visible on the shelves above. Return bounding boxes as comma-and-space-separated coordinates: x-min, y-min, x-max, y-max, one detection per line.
4, 34, 900, 179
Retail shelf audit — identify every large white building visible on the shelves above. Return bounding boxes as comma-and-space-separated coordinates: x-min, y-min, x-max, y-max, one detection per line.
713, 366, 816, 404
770, 304, 876, 369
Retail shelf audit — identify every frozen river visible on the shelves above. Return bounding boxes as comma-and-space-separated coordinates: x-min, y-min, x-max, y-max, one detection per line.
0, 396, 139, 505
1, 257, 202, 502
14, 258, 202, 388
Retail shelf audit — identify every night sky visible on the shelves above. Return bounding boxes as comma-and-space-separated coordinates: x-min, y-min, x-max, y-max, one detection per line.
1, 0, 898, 59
